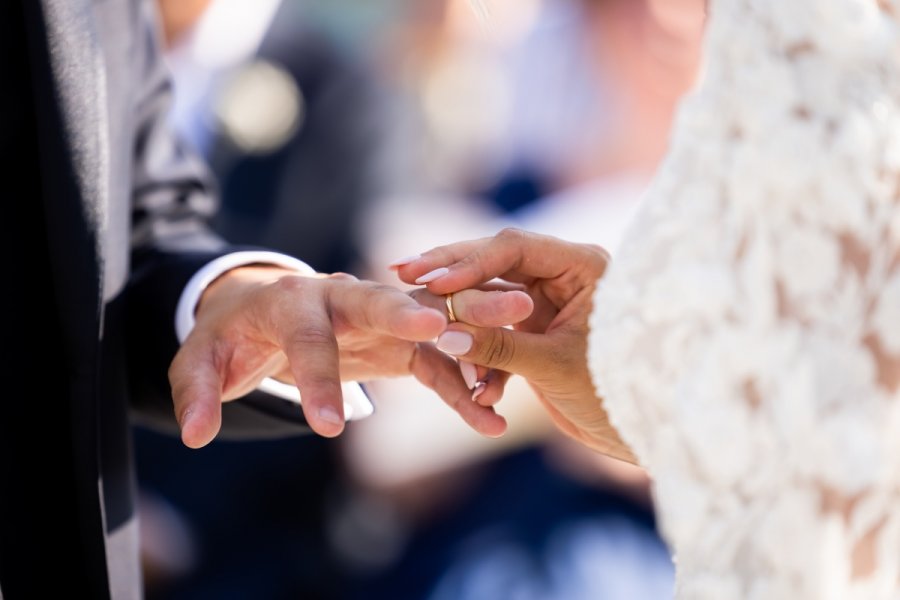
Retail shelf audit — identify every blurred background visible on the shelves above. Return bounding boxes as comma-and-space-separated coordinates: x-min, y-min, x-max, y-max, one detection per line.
136, 0, 705, 598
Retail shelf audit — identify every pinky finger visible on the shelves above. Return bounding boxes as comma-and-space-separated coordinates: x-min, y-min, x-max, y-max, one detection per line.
411, 343, 508, 438
473, 369, 512, 407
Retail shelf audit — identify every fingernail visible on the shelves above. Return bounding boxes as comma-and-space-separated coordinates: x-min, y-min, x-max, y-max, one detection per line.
472, 382, 486, 401
437, 331, 473, 356
415, 267, 449, 284
179, 407, 194, 429
318, 406, 344, 425
459, 361, 478, 389
388, 254, 421, 269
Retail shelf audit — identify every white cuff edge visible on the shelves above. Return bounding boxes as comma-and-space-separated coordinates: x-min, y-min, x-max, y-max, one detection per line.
173, 251, 373, 420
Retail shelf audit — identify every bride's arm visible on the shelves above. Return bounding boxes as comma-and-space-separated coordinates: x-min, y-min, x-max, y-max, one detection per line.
581, 1, 900, 594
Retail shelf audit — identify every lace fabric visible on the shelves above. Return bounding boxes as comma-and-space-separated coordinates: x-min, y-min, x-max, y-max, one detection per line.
587, 1, 900, 597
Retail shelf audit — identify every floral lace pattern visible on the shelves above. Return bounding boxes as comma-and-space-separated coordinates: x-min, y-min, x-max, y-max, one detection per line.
588, 1, 900, 598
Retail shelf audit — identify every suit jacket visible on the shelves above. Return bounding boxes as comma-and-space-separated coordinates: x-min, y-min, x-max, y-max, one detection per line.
2, 2, 308, 597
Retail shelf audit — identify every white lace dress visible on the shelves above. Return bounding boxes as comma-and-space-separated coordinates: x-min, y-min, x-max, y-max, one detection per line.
588, 1, 900, 598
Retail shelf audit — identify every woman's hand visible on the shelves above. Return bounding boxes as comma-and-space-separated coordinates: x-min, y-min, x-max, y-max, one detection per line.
395, 229, 636, 463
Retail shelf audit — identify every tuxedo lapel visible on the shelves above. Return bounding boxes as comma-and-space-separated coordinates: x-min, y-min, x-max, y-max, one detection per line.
39, 0, 110, 248
29, 0, 108, 332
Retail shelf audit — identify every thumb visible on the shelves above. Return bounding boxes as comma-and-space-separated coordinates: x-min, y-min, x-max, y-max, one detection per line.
435, 324, 550, 379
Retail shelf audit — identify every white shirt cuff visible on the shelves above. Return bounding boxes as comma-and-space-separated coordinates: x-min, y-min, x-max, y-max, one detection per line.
174, 251, 374, 420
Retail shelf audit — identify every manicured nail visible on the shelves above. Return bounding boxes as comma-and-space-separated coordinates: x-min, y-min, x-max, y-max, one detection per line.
388, 254, 421, 269
472, 382, 486, 401
459, 361, 478, 389
436, 331, 473, 356
415, 267, 449, 284
318, 406, 344, 425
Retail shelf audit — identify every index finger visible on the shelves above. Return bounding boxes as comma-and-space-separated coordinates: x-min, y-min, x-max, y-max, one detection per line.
395, 229, 609, 296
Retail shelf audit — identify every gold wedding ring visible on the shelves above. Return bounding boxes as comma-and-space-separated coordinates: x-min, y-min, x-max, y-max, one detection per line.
445, 293, 458, 323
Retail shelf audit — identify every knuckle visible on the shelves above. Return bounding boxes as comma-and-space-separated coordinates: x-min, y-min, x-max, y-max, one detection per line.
428, 245, 452, 260
493, 228, 528, 270
497, 227, 525, 241
583, 243, 611, 271
367, 282, 401, 297
496, 228, 529, 252
328, 272, 359, 283
363, 283, 404, 313
287, 326, 335, 349
169, 377, 204, 406
485, 329, 515, 369
272, 274, 309, 294
583, 242, 608, 257
457, 251, 491, 282
299, 374, 341, 391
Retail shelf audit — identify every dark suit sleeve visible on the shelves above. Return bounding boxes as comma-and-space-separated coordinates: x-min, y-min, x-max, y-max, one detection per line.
125, 0, 311, 439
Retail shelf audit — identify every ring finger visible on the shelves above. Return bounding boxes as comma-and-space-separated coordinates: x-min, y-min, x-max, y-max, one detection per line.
408, 288, 534, 328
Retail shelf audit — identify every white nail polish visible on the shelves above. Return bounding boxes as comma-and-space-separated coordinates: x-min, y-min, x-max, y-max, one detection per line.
415, 267, 449, 284
472, 382, 486, 401
436, 331, 473, 356
459, 361, 478, 389
388, 254, 421, 268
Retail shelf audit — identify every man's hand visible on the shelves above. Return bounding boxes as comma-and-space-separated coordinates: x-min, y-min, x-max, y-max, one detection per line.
168, 265, 533, 448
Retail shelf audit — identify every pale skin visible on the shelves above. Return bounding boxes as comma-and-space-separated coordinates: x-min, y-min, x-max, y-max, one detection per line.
169, 264, 534, 448
395, 228, 637, 465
